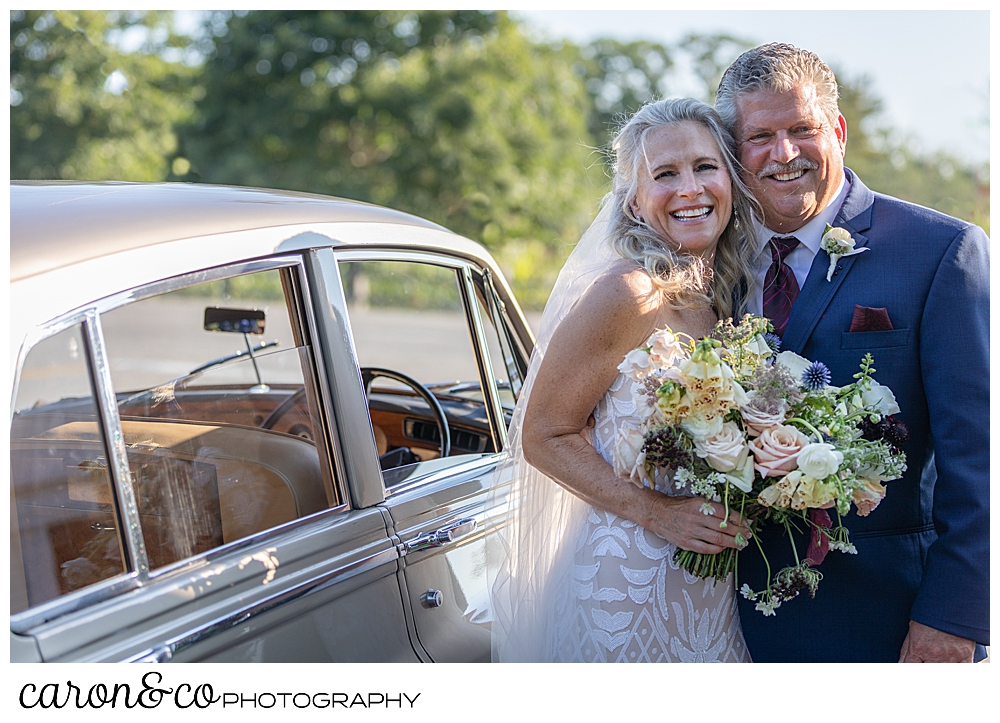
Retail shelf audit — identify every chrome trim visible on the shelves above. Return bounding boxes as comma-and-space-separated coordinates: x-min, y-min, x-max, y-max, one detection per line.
10, 574, 141, 634
420, 589, 444, 609
287, 257, 342, 507
397, 518, 477, 556
140, 501, 352, 582
130, 645, 173, 663
482, 267, 527, 393
10, 310, 91, 424
384, 454, 500, 499
310, 249, 386, 509
122, 544, 398, 662
85, 310, 150, 580
461, 266, 508, 451
333, 248, 470, 269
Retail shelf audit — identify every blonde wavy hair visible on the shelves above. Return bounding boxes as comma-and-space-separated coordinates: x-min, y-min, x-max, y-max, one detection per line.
605, 97, 758, 320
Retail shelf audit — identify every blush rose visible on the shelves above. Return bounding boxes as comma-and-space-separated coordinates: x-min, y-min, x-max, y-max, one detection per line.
749, 424, 810, 477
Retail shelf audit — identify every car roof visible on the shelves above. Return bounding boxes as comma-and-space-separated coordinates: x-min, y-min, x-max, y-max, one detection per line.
10, 181, 448, 283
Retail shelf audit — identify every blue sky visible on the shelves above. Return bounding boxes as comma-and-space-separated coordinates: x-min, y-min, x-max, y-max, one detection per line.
515, 9, 989, 166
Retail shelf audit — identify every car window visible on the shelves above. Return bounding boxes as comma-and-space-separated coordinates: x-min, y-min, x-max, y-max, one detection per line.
339, 259, 494, 475
471, 275, 522, 410
11, 324, 127, 614
97, 266, 334, 573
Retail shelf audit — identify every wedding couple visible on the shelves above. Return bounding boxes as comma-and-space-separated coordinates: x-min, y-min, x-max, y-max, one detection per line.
489, 43, 989, 663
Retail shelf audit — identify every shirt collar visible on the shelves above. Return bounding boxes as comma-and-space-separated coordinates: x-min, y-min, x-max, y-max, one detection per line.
754, 172, 850, 254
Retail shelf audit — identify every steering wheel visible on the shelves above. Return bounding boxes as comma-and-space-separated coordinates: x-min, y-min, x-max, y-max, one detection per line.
260, 387, 313, 440
360, 367, 451, 458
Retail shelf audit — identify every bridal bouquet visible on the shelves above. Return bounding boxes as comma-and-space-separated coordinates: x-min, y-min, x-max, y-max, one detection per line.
615, 315, 908, 615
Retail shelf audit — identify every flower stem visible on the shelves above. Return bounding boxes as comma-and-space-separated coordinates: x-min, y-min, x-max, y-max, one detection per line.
785, 416, 824, 443
787, 522, 800, 566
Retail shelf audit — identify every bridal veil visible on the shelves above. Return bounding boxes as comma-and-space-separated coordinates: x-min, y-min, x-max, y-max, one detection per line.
488, 201, 619, 662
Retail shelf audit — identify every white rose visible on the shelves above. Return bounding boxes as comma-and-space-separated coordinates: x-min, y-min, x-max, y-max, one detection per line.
724, 453, 756, 493
693, 421, 749, 473
796, 442, 844, 479
680, 412, 724, 442
861, 381, 901, 416
774, 351, 811, 380
822, 225, 855, 253
617, 348, 656, 382
646, 329, 686, 367
613, 425, 649, 487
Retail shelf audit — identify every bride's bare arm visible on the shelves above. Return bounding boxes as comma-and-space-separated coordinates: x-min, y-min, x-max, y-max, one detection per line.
522, 265, 749, 554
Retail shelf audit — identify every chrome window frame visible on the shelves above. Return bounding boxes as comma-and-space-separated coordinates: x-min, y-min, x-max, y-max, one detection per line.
10, 255, 349, 632
330, 248, 510, 496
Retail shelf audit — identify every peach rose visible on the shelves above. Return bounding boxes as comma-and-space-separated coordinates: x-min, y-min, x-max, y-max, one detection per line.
749, 424, 810, 477
617, 348, 656, 382
739, 392, 788, 436
852, 478, 887, 516
646, 328, 686, 367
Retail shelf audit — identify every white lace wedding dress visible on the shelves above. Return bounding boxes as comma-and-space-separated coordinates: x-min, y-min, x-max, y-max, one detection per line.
545, 372, 750, 663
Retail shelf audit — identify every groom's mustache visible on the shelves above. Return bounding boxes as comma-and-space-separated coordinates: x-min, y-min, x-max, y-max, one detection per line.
756, 158, 820, 180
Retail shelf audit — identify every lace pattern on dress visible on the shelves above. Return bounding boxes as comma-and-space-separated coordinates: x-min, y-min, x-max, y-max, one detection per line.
548, 372, 750, 662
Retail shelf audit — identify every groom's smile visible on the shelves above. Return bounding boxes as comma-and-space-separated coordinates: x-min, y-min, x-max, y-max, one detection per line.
734, 85, 847, 234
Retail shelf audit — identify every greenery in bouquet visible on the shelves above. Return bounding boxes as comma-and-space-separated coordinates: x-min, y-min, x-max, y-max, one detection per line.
614, 314, 908, 616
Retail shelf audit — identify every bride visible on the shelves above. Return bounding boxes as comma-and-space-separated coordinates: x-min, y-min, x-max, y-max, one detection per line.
490, 98, 759, 662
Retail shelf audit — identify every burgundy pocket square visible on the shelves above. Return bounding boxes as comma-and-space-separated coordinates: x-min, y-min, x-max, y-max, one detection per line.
849, 305, 894, 332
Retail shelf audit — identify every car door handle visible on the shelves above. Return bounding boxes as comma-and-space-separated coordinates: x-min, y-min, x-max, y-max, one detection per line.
129, 644, 173, 663
398, 517, 477, 556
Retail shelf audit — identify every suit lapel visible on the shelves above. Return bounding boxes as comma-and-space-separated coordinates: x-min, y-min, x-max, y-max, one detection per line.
781, 170, 876, 354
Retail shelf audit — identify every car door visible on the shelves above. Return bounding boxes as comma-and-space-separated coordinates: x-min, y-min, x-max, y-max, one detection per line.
10, 254, 418, 662
329, 248, 526, 662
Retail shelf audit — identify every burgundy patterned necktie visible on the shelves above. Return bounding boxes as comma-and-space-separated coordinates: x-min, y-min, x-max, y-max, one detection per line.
763, 236, 800, 337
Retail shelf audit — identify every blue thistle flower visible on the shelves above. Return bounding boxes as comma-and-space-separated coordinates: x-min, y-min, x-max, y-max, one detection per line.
802, 361, 831, 391
762, 333, 782, 353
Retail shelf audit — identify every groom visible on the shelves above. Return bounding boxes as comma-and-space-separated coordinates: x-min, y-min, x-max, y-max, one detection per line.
715, 43, 989, 662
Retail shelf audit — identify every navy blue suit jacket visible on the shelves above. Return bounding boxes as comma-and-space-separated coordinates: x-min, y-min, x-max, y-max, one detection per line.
737, 169, 990, 662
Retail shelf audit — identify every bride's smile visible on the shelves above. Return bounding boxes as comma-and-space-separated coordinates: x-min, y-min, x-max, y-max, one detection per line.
630, 120, 733, 260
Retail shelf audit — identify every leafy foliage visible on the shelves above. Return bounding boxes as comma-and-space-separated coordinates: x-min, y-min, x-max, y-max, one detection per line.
179, 11, 594, 247
10, 9, 199, 180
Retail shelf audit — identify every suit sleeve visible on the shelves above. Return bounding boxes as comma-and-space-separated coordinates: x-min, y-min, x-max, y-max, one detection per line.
910, 224, 990, 644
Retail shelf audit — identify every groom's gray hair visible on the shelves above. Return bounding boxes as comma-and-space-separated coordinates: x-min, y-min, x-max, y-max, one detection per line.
715, 43, 841, 131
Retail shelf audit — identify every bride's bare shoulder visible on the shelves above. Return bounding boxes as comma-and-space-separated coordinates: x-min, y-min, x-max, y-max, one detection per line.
582, 259, 662, 316
555, 260, 663, 349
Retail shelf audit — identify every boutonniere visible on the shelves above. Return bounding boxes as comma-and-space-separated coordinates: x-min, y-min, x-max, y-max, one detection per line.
820, 224, 869, 282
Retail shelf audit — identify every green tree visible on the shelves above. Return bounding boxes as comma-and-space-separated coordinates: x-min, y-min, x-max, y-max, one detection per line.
180, 10, 597, 307
572, 38, 675, 146
678, 33, 753, 102
10, 9, 198, 180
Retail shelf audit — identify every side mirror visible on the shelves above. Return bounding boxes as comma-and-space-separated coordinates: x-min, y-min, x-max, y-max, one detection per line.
204, 307, 265, 335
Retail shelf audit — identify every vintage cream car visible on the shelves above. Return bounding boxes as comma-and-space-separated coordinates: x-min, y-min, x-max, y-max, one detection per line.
9, 181, 532, 662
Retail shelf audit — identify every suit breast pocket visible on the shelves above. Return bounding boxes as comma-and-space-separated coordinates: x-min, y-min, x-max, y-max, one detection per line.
840, 329, 910, 350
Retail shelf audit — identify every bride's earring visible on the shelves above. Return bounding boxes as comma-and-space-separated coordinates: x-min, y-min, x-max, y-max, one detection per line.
630, 200, 644, 225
